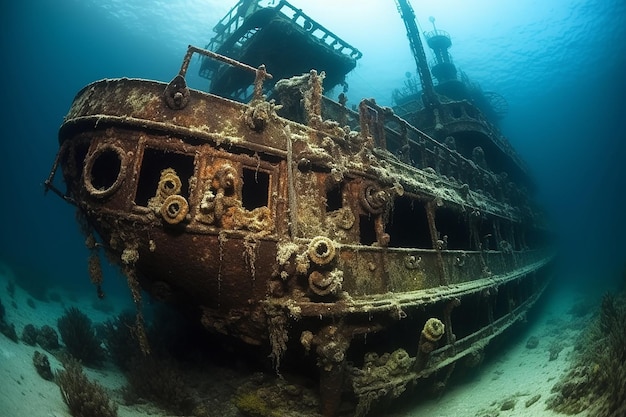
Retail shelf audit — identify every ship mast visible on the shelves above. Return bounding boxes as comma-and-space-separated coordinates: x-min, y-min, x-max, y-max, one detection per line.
394, 0, 438, 107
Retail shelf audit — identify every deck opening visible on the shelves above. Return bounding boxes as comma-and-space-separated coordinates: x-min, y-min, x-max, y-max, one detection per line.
242, 167, 270, 210
435, 207, 470, 250
325, 183, 343, 212
451, 293, 491, 340
135, 148, 194, 207
493, 282, 514, 319
387, 196, 431, 248
480, 218, 497, 250
359, 215, 377, 245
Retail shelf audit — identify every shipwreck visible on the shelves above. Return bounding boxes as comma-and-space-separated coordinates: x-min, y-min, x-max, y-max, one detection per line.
46, 0, 554, 415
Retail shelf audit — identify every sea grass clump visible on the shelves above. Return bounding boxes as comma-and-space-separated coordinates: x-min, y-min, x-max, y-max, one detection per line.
57, 307, 105, 366
56, 357, 118, 417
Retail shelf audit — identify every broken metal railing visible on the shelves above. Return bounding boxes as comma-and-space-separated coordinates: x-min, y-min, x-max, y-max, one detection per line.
355, 98, 520, 205
206, 0, 267, 52
201, 0, 362, 85
275, 0, 362, 59
164, 45, 273, 110
208, 0, 362, 60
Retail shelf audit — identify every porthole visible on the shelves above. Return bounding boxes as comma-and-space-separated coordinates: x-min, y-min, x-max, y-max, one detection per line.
83, 143, 127, 198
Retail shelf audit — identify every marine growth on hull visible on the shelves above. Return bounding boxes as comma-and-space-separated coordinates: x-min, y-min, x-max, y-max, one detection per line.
45, 0, 555, 415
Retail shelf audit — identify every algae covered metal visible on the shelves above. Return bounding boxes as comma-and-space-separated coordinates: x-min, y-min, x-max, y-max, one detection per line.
46, 0, 554, 415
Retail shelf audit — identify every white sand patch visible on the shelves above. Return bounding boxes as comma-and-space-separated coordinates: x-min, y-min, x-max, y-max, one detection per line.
396, 287, 593, 417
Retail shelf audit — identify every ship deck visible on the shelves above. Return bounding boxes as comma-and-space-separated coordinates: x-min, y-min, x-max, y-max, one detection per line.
199, 0, 361, 100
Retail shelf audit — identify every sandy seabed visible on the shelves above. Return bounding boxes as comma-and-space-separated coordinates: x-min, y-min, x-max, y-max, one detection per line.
0, 267, 590, 417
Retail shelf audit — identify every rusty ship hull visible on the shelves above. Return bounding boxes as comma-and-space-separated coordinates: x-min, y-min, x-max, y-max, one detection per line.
47, 1, 554, 415
49, 70, 553, 415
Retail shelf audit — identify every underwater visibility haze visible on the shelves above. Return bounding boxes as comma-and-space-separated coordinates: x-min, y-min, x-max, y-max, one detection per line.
1, 0, 625, 416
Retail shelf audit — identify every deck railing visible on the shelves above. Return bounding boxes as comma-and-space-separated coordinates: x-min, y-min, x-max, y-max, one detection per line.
320, 96, 529, 214
202, 0, 362, 83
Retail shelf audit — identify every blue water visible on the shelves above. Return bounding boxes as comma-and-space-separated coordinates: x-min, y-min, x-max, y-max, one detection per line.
1, 0, 625, 325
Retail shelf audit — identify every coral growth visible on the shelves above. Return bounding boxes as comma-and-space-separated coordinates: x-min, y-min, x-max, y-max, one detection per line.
547, 291, 626, 416
37, 324, 60, 350
244, 99, 280, 132
196, 163, 273, 233
22, 323, 39, 345
421, 318, 445, 343
234, 392, 282, 417
233, 376, 319, 417
148, 168, 189, 225
32, 350, 54, 381
56, 358, 118, 417
350, 349, 414, 416
414, 318, 445, 372
22, 323, 60, 350
57, 307, 105, 366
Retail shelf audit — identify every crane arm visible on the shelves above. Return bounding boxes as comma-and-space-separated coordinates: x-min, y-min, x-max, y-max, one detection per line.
394, 0, 437, 107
